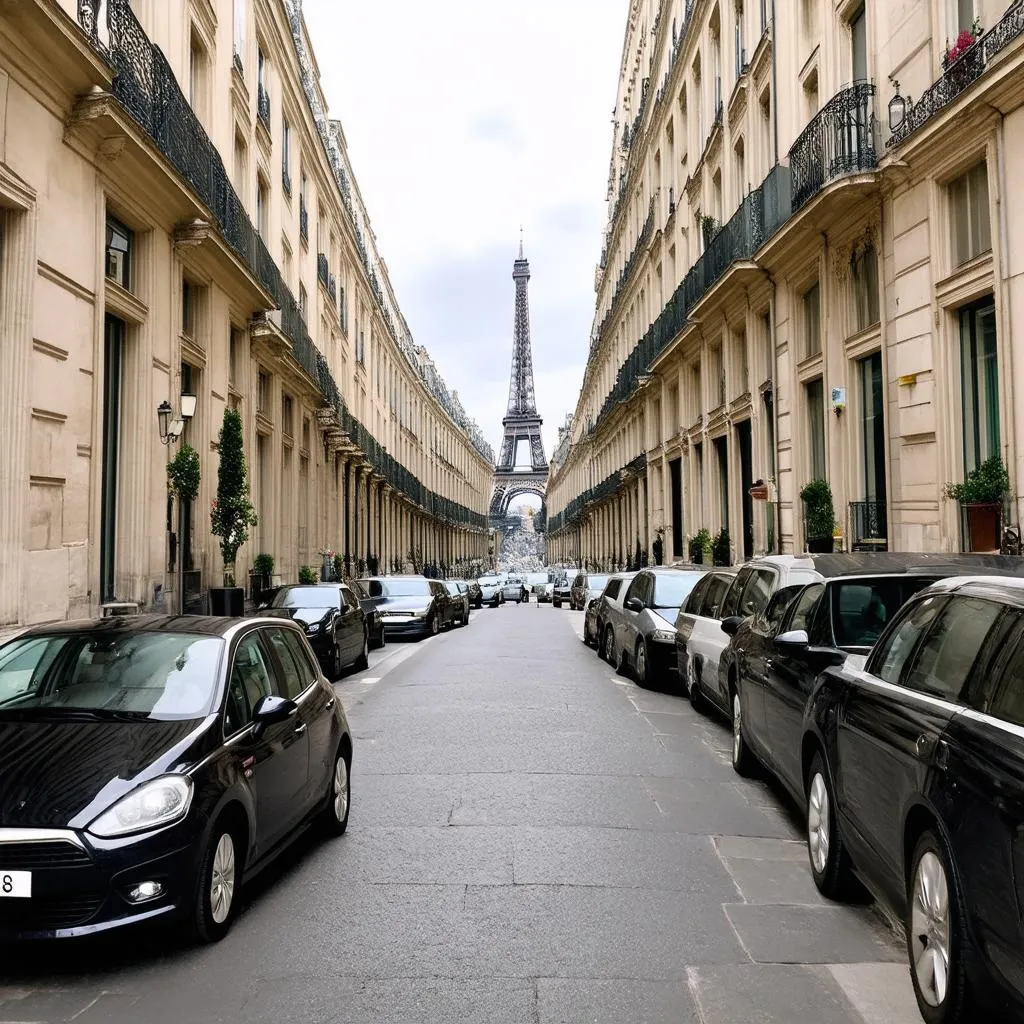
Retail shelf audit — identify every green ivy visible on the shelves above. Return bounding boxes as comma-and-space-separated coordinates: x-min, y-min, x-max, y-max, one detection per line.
167, 443, 201, 503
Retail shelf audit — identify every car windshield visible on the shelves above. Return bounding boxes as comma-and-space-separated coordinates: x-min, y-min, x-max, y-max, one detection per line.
832, 578, 936, 649
587, 575, 609, 591
445, 582, 460, 595
359, 578, 431, 598
652, 574, 702, 609
527, 573, 548, 585
272, 586, 338, 609
0, 631, 224, 720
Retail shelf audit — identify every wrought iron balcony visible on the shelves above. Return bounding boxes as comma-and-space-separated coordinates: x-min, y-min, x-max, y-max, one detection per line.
889, 4, 1024, 148
317, 252, 329, 288
850, 501, 888, 552
299, 198, 309, 242
257, 84, 271, 128
789, 82, 877, 211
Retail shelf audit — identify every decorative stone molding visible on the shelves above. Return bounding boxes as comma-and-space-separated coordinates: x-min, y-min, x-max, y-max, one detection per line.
97, 136, 128, 163
173, 219, 212, 249
831, 217, 882, 282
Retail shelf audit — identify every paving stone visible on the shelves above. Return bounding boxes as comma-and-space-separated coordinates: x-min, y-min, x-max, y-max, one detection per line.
827, 963, 921, 1024
714, 835, 808, 861
724, 904, 905, 965
722, 854, 827, 905
537, 978, 700, 1024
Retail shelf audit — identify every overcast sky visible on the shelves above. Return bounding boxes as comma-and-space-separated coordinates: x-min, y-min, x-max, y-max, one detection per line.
302, 0, 625, 461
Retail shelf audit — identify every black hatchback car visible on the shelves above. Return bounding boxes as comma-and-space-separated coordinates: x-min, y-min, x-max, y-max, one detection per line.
263, 583, 368, 679
356, 576, 450, 638
0, 616, 352, 943
802, 575, 1024, 1022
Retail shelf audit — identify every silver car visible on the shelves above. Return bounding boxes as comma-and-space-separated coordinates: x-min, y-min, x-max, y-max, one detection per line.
594, 572, 638, 660
477, 574, 505, 607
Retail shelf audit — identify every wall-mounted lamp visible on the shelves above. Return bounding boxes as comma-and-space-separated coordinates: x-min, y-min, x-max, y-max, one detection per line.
888, 76, 910, 132
157, 394, 197, 445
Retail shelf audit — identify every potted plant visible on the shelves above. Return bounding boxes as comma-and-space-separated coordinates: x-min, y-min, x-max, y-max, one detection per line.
689, 528, 713, 565
712, 528, 731, 567
250, 553, 274, 604
943, 18, 982, 69
298, 565, 318, 585
210, 408, 259, 615
701, 214, 720, 249
944, 454, 1010, 552
318, 547, 335, 582
801, 478, 837, 553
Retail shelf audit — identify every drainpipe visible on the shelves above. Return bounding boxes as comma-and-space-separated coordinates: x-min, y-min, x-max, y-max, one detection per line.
770, 0, 779, 166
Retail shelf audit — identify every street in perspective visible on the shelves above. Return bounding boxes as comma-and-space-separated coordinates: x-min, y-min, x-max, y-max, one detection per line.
3, 0, 1024, 1022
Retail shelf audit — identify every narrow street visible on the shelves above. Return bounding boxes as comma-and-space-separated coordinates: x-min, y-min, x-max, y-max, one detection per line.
1, 605, 921, 1024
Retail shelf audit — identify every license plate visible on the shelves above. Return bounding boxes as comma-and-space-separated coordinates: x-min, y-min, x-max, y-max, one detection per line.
1, 871, 31, 898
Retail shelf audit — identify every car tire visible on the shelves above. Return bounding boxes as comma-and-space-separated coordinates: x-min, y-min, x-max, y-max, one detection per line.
330, 641, 342, 681
583, 620, 592, 646
634, 638, 649, 688
189, 825, 239, 944
603, 626, 616, 666
354, 632, 369, 672
429, 613, 440, 636
688, 660, 707, 712
553, 599, 561, 608
806, 752, 855, 901
730, 685, 757, 777
319, 745, 352, 837
907, 829, 979, 1024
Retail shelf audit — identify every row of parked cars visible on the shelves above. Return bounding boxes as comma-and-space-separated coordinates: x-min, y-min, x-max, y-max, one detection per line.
578, 552, 1024, 1023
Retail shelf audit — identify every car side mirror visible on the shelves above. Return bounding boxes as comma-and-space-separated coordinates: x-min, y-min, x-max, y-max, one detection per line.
624, 597, 644, 613
808, 645, 848, 667
720, 615, 743, 637
252, 694, 297, 735
775, 629, 810, 648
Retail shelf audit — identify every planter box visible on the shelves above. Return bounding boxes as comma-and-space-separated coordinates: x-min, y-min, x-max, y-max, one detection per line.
807, 536, 835, 554
963, 502, 1001, 552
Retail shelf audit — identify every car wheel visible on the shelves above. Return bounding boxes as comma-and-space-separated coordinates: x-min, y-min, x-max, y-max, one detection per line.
377, 626, 387, 650
806, 752, 855, 900
603, 626, 616, 666
582, 619, 592, 646
320, 746, 351, 837
634, 638, 649, 688
731, 686, 756, 777
190, 826, 238, 943
429, 613, 440, 636
354, 632, 369, 672
907, 830, 978, 1024
330, 641, 342, 681
688, 660, 707, 713
553, 599, 561, 608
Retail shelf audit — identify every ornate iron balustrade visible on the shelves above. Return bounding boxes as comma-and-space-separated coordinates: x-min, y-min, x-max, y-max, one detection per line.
73, 0, 490, 532
317, 252, 329, 288
789, 82, 877, 211
299, 197, 309, 241
849, 501, 888, 551
889, 4, 1024, 148
257, 83, 271, 128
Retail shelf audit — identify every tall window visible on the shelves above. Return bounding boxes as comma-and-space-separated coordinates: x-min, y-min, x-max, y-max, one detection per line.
233, 0, 246, 60
257, 370, 269, 414
806, 378, 826, 480
850, 5, 867, 82
803, 281, 821, 358
281, 393, 294, 438
188, 31, 207, 115
960, 299, 999, 474
299, 283, 308, 322
282, 119, 292, 193
339, 284, 348, 332
956, 0, 974, 30
860, 352, 886, 506
852, 244, 880, 332
182, 279, 195, 338
256, 176, 269, 239
101, 315, 125, 601
105, 216, 132, 289
950, 162, 991, 267
735, 0, 745, 75
233, 131, 247, 197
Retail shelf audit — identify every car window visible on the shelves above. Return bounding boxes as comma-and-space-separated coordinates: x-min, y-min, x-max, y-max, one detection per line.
0, 636, 63, 703
721, 568, 752, 617
231, 633, 277, 713
587, 575, 609, 592
606, 579, 623, 600
625, 574, 651, 606
684, 575, 712, 615
224, 664, 251, 735
831, 578, 933, 649
281, 629, 318, 686
652, 573, 701, 610
872, 596, 945, 685
788, 584, 825, 634
703, 575, 731, 618
986, 620, 1024, 725
738, 569, 775, 618
765, 585, 805, 632
340, 586, 361, 611
903, 596, 1003, 702
272, 587, 339, 609
263, 627, 308, 700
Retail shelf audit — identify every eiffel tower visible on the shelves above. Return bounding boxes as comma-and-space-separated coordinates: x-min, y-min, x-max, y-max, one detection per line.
490, 241, 548, 525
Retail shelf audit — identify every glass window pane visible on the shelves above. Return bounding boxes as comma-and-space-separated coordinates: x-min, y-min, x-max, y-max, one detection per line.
851, 6, 867, 82
265, 627, 305, 700
970, 163, 991, 257
806, 378, 826, 480
874, 595, 945, 685
905, 596, 1002, 701
790, 583, 824, 633
950, 174, 970, 266
233, 634, 276, 709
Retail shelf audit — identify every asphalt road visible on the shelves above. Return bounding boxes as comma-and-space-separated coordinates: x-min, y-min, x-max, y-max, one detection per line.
1, 603, 924, 1024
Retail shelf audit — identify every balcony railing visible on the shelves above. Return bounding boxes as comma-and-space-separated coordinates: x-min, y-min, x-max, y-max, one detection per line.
789, 82, 877, 211
299, 198, 309, 242
73, 0, 491, 533
257, 83, 271, 128
850, 501, 888, 552
889, 4, 1024, 148
317, 252, 329, 288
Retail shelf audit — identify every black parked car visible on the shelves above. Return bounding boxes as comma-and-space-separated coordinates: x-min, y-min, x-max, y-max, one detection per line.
801, 575, 1024, 1022
263, 584, 368, 679
350, 579, 387, 650
444, 581, 471, 626
0, 616, 352, 943
356, 576, 449, 639
466, 580, 483, 609
551, 573, 573, 608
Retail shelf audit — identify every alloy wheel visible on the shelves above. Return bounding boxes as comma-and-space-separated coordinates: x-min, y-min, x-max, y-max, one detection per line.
807, 772, 830, 876
333, 755, 349, 823
210, 832, 236, 926
910, 851, 951, 1008
604, 627, 615, 664
635, 641, 647, 684
732, 694, 744, 765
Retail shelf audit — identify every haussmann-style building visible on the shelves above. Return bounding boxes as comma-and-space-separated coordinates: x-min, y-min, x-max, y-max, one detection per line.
546, 0, 1024, 568
0, 0, 495, 630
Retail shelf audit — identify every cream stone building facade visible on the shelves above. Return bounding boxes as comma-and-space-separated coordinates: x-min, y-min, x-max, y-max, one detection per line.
0, 0, 494, 629
547, 0, 1024, 568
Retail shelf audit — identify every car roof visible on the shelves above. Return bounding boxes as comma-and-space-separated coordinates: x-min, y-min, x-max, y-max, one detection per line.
745, 552, 1024, 579
642, 567, 707, 576
922, 574, 1024, 606
11, 614, 284, 639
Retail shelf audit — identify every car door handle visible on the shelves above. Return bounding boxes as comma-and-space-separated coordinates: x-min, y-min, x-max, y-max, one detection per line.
325, 698, 335, 710
294, 723, 307, 736
765, 659, 773, 672
915, 733, 937, 760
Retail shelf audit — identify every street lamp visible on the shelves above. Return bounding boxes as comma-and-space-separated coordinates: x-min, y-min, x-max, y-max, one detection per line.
159, 394, 199, 612
157, 400, 173, 443
888, 77, 909, 132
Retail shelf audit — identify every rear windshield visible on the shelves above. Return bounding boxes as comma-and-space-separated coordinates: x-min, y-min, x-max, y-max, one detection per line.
272, 587, 339, 608
0, 631, 224, 720
587, 575, 609, 591
358, 578, 431, 598
652, 574, 702, 610
832, 577, 938, 649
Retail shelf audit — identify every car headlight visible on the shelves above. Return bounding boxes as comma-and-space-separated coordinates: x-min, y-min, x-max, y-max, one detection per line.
412, 607, 430, 618
650, 629, 676, 643
89, 776, 194, 838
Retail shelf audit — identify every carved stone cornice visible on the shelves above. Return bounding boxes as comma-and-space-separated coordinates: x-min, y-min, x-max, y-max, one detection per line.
173, 219, 212, 249
831, 216, 882, 282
